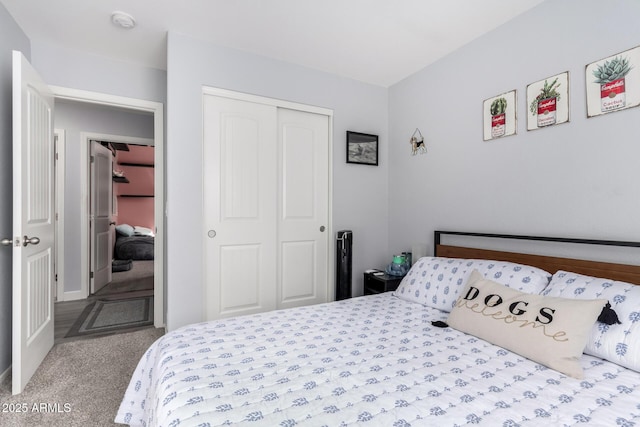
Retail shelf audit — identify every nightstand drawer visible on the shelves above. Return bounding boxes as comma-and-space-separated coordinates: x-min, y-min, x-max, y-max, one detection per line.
363, 271, 404, 295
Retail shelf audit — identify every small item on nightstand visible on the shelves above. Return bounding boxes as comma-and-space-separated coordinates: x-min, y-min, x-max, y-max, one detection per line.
385, 253, 411, 276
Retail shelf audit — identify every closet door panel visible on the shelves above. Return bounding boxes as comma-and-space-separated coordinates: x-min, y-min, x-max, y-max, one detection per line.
221, 116, 260, 219
280, 241, 315, 302
277, 108, 329, 309
203, 95, 277, 320
219, 244, 261, 311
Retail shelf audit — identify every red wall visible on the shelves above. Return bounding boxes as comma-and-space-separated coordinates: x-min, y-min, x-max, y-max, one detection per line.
114, 145, 155, 231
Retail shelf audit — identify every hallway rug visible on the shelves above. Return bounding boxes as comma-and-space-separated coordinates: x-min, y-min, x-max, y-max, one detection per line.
65, 296, 154, 338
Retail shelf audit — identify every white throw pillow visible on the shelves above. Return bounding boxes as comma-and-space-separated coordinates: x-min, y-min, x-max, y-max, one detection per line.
543, 270, 640, 373
448, 270, 606, 379
133, 226, 154, 236
394, 257, 551, 312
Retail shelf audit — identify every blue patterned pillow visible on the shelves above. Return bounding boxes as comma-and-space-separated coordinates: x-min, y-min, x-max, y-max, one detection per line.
543, 271, 640, 373
393, 257, 551, 312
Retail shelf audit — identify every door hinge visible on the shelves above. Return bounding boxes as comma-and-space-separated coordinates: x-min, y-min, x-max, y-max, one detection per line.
90, 271, 94, 279
90, 155, 95, 163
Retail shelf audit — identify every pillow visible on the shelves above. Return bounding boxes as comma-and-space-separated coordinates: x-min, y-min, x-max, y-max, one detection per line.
133, 226, 154, 236
393, 257, 551, 312
542, 270, 640, 373
448, 270, 606, 379
115, 223, 134, 237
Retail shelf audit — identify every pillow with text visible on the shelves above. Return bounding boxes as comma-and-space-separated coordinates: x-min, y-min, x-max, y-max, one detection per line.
448, 270, 606, 379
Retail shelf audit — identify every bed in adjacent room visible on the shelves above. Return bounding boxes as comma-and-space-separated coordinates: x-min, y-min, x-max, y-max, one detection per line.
115, 224, 155, 261
116, 231, 640, 426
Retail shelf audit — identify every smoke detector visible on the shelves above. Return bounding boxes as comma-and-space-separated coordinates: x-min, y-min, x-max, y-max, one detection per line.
111, 11, 136, 29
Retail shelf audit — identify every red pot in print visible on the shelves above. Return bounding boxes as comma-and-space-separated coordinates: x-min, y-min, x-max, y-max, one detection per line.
491, 113, 506, 138
600, 78, 626, 112
537, 97, 557, 127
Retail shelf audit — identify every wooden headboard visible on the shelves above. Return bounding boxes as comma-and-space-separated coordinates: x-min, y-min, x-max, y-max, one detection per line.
434, 231, 640, 285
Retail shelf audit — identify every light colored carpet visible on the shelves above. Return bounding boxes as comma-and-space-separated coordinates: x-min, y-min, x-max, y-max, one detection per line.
0, 327, 164, 427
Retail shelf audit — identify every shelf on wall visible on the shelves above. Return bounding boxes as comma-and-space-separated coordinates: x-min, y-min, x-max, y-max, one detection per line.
119, 162, 154, 168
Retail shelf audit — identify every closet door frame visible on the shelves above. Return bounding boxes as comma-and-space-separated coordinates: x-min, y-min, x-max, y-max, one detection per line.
201, 86, 335, 317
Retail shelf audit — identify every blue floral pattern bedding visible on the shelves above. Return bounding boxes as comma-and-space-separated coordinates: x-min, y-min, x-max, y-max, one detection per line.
116, 293, 640, 426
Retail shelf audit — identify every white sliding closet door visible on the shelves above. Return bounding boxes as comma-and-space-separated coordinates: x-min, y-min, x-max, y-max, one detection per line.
203, 95, 278, 320
203, 92, 330, 321
277, 108, 329, 310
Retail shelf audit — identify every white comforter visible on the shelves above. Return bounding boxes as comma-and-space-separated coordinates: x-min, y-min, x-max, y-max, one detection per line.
116, 293, 640, 426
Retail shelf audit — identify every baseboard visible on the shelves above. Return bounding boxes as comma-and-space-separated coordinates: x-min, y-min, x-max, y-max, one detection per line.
62, 289, 86, 302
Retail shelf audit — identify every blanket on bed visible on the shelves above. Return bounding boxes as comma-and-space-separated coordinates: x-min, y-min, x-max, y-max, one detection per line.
114, 236, 154, 260
116, 293, 640, 426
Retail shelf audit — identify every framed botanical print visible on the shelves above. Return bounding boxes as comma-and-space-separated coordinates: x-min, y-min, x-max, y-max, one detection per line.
527, 71, 569, 131
483, 90, 517, 141
586, 45, 640, 117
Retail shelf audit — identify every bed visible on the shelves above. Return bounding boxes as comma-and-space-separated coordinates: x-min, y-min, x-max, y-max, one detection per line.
116, 231, 640, 426
115, 224, 155, 260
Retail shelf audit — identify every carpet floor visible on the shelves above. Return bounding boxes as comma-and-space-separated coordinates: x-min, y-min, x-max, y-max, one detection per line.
0, 327, 164, 427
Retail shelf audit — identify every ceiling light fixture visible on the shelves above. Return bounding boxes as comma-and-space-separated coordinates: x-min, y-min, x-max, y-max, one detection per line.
111, 11, 136, 29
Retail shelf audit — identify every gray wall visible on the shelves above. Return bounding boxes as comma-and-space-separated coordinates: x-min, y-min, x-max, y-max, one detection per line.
54, 100, 154, 295
31, 40, 166, 105
8, 0, 637, 341
388, 0, 640, 256
0, 2, 30, 377
166, 33, 389, 330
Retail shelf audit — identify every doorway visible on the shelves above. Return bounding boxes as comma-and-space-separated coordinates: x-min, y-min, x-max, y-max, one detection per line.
54, 136, 156, 343
93, 141, 156, 298
51, 86, 164, 331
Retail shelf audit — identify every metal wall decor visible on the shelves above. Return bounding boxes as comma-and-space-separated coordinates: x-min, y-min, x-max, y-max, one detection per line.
483, 90, 517, 141
346, 131, 378, 166
410, 128, 426, 155
586, 45, 640, 117
526, 71, 569, 131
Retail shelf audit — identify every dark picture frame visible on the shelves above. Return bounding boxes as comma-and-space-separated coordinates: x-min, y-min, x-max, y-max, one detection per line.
346, 131, 378, 166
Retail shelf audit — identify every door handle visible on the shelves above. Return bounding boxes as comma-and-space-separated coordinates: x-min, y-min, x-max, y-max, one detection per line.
1, 238, 13, 246
23, 236, 40, 246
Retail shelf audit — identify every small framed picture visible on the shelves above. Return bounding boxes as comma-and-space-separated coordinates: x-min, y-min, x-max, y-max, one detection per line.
526, 71, 570, 131
483, 90, 517, 141
586, 45, 640, 117
346, 131, 378, 165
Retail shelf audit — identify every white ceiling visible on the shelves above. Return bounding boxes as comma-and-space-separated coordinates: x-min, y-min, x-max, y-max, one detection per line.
1, 0, 545, 87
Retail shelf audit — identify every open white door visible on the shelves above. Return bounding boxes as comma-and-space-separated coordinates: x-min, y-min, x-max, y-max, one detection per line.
90, 141, 113, 293
10, 51, 55, 394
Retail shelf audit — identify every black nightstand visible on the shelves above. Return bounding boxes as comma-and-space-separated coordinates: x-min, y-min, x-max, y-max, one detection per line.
363, 270, 404, 295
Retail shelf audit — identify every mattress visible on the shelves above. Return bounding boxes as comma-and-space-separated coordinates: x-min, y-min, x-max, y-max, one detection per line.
116, 293, 640, 426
